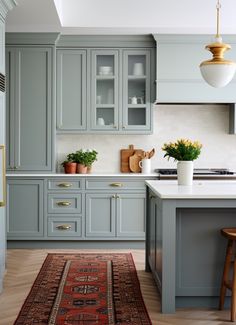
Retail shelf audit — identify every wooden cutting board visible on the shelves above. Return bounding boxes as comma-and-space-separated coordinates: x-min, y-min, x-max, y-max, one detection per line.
129, 152, 143, 173
120, 145, 135, 172
120, 145, 144, 172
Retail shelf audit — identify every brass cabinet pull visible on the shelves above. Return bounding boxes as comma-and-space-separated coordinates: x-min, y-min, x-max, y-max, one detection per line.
116, 194, 120, 198
57, 183, 73, 188
110, 182, 123, 187
111, 195, 116, 198
56, 224, 72, 230
57, 201, 71, 206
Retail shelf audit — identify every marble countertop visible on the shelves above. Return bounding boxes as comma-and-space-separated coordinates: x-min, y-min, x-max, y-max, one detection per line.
6, 173, 158, 177
146, 180, 236, 199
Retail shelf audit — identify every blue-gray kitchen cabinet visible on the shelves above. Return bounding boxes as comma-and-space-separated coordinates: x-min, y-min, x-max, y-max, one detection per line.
6, 46, 54, 172
122, 50, 152, 133
116, 193, 146, 238
90, 50, 119, 131
56, 49, 87, 132
85, 191, 146, 239
86, 193, 116, 238
90, 49, 153, 133
6, 179, 44, 239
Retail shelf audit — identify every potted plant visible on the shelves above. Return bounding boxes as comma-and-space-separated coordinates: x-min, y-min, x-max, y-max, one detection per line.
75, 149, 98, 174
162, 139, 202, 185
61, 152, 77, 174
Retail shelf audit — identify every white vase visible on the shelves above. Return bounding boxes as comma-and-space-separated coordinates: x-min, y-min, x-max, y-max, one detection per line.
177, 161, 193, 186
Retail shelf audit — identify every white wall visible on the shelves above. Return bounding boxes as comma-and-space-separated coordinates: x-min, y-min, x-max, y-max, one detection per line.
57, 104, 236, 173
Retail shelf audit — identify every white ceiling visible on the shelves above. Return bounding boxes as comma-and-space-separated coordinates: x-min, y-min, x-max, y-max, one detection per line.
6, 0, 236, 35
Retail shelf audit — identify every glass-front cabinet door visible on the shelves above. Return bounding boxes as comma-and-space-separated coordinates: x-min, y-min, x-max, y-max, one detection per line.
91, 50, 119, 131
122, 50, 151, 132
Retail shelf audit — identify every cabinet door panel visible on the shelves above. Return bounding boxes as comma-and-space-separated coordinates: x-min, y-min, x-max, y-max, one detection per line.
7, 180, 44, 238
6, 47, 53, 171
16, 48, 52, 170
86, 193, 115, 237
117, 193, 146, 238
57, 50, 86, 131
90, 50, 119, 131
122, 50, 151, 132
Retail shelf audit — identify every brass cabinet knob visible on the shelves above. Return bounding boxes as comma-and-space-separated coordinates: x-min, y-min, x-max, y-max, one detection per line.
57, 201, 71, 206
110, 182, 123, 187
116, 194, 120, 199
112, 195, 116, 198
56, 224, 72, 230
57, 183, 73, 188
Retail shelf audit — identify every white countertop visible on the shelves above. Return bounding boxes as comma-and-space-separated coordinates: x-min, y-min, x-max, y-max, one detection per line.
146, 180, 236, 199
6, 173, 158, 177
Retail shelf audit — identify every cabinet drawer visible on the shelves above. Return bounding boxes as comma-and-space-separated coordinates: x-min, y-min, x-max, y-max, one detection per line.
47, 217, 82, 237
47, 179, 83, 191
85, 179, 145, 190
48, 194, 82, 214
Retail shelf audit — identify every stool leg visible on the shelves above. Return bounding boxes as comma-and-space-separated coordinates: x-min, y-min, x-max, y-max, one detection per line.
219, 239, 233, 310
231, 253, 236, 321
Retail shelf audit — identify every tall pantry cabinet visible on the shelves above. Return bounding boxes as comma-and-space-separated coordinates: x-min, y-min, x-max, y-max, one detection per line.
5, 33, 59, 172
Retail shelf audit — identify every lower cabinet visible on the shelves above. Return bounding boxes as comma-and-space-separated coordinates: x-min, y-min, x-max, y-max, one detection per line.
86, 192, 145, 239
7, 179, 44, 238
7, 176, 154, 241
86, 193, 116, 237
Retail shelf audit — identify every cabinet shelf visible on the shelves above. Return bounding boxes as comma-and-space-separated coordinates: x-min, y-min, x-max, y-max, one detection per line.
128, 75, 146, 80
96, 75, 115, 80
96, 104, 115, 108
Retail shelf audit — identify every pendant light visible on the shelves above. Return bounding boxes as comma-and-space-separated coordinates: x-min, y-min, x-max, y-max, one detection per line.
200, 0, 236, 88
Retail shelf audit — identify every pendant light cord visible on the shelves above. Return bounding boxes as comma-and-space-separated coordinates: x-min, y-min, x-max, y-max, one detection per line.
216, 0, 221, 38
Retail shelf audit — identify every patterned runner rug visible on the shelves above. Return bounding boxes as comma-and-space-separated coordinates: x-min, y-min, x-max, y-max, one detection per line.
14, 253, 152, 324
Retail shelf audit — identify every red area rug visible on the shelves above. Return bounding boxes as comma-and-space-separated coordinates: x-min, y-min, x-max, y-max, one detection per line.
14, 253, 152, 324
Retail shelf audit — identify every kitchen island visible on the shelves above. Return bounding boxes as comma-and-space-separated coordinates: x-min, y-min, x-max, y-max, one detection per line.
145, 180, 236, 313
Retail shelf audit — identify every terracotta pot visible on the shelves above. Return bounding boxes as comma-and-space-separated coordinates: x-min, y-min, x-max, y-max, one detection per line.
64, 162, 77, 174
77, 163, 88, 174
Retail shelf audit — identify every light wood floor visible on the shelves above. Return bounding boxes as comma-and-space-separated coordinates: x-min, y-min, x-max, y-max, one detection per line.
0, 249, 232, 325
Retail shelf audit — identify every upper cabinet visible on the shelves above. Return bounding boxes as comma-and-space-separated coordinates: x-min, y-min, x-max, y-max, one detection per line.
6, 33, 59, 172
122, 50, 151, 132
56, 49, 87, 131
90, 50, 119, 131
154, 34, 236, 103
56, 35, 156, 134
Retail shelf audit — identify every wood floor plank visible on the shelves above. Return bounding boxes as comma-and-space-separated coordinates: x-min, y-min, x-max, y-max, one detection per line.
0, 249, 232, 325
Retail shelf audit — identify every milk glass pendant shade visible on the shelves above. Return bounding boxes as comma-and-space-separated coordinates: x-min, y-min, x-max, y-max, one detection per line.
200, 1, 236, 88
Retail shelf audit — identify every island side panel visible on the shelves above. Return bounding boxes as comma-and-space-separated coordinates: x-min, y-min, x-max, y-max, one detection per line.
161, 199, 177, 314
175, 206, 236, 307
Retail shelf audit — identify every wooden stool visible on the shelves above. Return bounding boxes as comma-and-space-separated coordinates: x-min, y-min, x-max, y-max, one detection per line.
219, 228, 236, 322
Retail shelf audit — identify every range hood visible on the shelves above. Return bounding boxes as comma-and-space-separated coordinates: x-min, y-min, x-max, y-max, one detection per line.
153, 34, 236, 104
